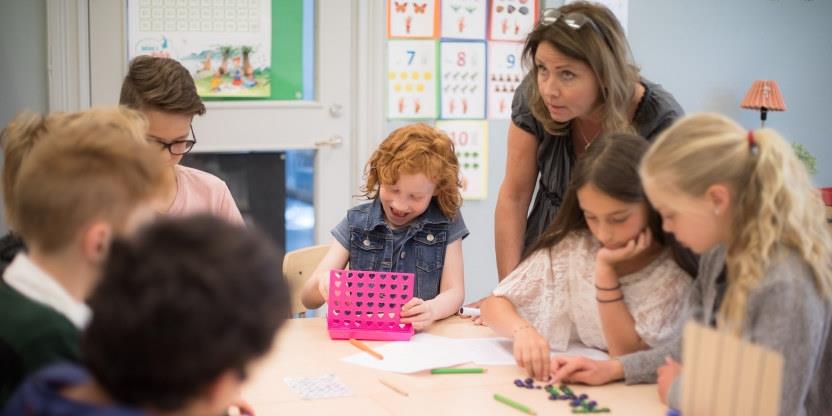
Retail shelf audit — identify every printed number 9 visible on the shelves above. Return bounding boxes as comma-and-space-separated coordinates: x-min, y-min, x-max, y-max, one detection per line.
506, 54, 515, 69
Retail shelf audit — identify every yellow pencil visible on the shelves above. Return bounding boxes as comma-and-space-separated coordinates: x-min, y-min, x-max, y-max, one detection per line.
379, 378, 409, 397
349, 338, 384, 360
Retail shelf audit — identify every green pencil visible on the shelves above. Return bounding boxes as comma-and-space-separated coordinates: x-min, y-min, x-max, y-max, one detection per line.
430, 367, 486, 374
493, 394, 536, 415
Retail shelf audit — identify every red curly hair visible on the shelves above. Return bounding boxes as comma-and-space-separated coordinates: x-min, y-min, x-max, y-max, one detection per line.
361, 124, 462, 219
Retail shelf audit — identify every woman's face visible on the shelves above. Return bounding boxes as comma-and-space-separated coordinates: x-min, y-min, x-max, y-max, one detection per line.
534, 41, 601, 122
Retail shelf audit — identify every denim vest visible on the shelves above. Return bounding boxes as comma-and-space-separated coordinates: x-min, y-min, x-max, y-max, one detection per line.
346, 199, 450, 301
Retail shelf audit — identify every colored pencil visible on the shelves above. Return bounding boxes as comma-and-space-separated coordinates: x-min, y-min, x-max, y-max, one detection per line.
493, 394, 536, 415
430, 367, 486, 374
379, 378, 409, 397
349, 338, 384, 360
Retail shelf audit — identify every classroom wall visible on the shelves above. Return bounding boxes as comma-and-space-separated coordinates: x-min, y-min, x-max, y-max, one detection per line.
385, 0, 832, 302
0, 0, 49, 234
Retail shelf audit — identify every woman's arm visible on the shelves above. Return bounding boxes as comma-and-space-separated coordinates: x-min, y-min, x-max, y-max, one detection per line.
401, 239, 464, 330
299, 242, 350, 309
481, 295, 552, 380
495, 122, 539, 280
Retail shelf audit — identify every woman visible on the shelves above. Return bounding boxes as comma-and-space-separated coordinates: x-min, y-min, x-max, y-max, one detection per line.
494, 2, 685, 279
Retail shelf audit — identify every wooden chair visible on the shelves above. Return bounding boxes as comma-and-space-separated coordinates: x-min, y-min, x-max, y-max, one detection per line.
283, 244, 330, 317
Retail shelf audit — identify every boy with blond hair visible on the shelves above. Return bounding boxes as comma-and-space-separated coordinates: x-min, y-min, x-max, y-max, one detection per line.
0, 107, 171, 404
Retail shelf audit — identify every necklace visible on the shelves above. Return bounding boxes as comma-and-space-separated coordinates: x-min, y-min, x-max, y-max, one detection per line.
575, 119, 601, 150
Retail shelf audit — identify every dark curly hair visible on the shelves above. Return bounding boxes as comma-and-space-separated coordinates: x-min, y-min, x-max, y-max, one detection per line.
81, 215, 289, 411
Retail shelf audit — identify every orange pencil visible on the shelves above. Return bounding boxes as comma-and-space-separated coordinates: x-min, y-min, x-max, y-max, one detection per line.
349, 338, 384, 360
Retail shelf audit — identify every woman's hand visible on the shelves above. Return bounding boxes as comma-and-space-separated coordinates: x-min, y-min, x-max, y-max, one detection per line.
657, 357, 682, 405
513, 326, 552, 381
549, 356, 624, 385
400, 297, 437, 331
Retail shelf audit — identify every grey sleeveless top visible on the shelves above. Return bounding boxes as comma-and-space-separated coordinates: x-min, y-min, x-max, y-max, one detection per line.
510, 74, 684, 249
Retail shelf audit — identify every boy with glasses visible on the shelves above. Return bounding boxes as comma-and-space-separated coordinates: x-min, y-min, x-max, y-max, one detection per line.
120, 55, 244, 225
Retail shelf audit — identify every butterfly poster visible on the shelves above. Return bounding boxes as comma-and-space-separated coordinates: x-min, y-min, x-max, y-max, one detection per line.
436, 120, 489, 200
439, 41, 486, 119
387, 40, 438, 119
487, 41, 526, 119
488, 0, 539, 42
388, 0, 439, 39
440, 0, 487, 40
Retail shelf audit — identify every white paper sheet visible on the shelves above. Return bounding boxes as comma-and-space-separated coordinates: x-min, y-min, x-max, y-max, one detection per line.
341, 335, 471, 373
341, 333, 609, 372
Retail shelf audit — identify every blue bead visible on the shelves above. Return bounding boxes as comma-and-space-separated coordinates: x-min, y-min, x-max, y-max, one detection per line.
525, 378, 533, 384
570, 400, 581, 407
549, 394, 558, 400
579, 394, 588, 400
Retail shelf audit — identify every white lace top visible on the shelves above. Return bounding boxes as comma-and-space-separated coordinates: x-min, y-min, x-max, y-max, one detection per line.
493, 230, 692, 352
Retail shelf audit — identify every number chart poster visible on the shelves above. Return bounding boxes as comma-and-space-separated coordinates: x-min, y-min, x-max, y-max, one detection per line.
388, 40, 438, 119
437, 120, 489, 200
440, 41, 486, 119
440, 0, 487, 40
127, 0, 272, 98
387, 0, 439, 38
488, 0, 538, 42
488, 41, 526, 119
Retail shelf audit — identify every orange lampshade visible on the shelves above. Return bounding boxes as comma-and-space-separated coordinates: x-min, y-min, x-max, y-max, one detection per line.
740, 80, 786, 111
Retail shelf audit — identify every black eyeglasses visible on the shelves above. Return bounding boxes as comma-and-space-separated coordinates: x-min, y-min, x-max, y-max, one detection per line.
540, 8, 614, 51
147, 125, 197, 155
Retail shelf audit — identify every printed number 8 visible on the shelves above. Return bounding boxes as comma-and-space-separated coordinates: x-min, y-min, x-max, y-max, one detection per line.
457, 52, 466, 66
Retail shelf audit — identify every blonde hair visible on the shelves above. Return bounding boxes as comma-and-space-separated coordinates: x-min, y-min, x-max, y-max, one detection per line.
362, 124, 462, 219
523, 1, 639, 136
12, 107, 172, 254
641, 113, 832, 333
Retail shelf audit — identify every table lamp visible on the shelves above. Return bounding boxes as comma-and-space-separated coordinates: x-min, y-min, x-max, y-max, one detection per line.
740, 80, 786, 127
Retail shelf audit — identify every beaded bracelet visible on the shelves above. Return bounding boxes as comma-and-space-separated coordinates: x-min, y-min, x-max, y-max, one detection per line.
596, 295, 624, 303
594, 283, 621, 291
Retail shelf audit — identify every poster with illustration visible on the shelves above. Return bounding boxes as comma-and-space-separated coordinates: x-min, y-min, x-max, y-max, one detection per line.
488, 0, 539, 41
487, 41, 526, 119
440, 0, 487, 40
387, 0, 439, 38
436, 120, 488, 200
387, 40, 438, 119
127, 0, 271, 98
439, 41, 486, 119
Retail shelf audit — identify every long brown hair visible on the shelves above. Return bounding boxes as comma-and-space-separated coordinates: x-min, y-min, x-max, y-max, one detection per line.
525, 133, 661, 260
523, 1, 639, 136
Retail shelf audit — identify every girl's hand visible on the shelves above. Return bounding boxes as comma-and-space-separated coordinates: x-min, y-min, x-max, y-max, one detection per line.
400, 297, 436, 331
549, 356, 623, 385
317, 274, 330, 300
596, 228, 653, 266
512, 326, 551, 381
657, 357, 682, 405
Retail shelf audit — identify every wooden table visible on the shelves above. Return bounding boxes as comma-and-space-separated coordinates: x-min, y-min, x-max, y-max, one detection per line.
242, 316, 669, 415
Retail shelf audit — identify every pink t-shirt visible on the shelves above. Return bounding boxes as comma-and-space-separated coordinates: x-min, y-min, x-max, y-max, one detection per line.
168, 165, 245, 225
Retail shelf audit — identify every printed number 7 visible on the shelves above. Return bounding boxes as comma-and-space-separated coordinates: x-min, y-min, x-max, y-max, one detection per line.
407, 50, 415, 65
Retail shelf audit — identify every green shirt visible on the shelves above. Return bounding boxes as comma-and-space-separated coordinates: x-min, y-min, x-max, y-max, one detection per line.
0, 280, 80, 405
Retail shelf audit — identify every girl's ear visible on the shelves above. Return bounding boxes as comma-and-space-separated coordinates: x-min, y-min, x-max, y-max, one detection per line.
704, 183, 732, 217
